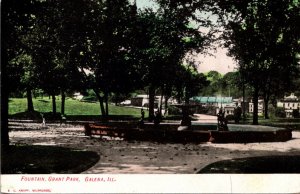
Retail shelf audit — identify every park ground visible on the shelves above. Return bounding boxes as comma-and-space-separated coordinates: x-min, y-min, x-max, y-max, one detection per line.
3, 115, 300, 174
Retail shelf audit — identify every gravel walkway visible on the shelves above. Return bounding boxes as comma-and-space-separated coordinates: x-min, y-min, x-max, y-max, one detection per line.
8, 121, 300, 174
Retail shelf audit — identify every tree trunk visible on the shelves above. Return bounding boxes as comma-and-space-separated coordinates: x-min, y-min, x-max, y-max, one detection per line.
242, 79, 246, 122
253, 86, 259, 125
26, 87, 34, 112
159, 86, 164, 114
264, 95, 270, 119
104, 91, 109, 116
148, 85, 155, 121
185, 88, 190, 104
2, 48, 9, 147
93, 89, 107, 121
115, 93, 119, 106
164, 96, 169, 116
51, 93, 57, 114
177, 86, 182, 104
1, 83, 9, 147
61, 90, 65, 115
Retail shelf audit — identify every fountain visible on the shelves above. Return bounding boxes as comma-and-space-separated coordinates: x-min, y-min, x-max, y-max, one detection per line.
172, 103, 196, 131
84, 103, 292, 143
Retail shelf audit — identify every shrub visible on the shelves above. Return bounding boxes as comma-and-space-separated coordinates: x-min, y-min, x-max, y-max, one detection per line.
206, 106, 217, 115
233, 106, 242, 123
292, 109, 300, 118
225, 114, 235, 121
168, 106, 181, 115
275, 107, 286, 118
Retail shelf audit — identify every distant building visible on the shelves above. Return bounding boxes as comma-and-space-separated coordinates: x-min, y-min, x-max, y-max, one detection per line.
191, 96, 234, 116
130, 95, 150, 107
216, 103, 236, 117
278, 93, 300, 118
233, 97, 249, 114
190, 96, 233, 108
73, 92, 84, 100
249, 99, 264, 116
130, 95, 176, 108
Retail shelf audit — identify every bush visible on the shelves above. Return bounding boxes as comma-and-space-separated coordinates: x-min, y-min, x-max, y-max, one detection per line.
206, 106, 217, 115
233, 106, 242, 123
168, 106, 181, 115
225, 114, 235, 121
293, 109, 300, 118
275, 107, 286, 118
268, 105, 276, 119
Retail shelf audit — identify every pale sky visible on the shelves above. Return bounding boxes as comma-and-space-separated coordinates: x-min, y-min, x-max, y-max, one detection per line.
195, 47, 237, 75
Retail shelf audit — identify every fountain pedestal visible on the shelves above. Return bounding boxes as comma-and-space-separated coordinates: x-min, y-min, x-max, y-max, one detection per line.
174, 104, 195, 131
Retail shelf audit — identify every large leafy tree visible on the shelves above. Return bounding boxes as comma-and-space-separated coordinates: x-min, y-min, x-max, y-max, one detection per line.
26, 0, 88, 114
76, 0, 138, 119
216, 0, 300, 124
180, 65, 209, 104
2, 0, 42, 146
133, 0, 213, 119
201, 70, 223, 96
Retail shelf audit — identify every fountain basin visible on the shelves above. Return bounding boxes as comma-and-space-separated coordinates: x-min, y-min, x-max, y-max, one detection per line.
84, 122, 292, 143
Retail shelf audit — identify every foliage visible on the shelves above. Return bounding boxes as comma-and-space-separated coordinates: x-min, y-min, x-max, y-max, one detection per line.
132, 1, 215, 117
2, 0, 45, 146
167, 106, 181, 115
225, 114, 235, 121
274, 107, 286, 118
215, 0, 300, 124
201, 71, 252, 97
179, 64, 209, 103
233, 106, 242, 123
292, 109, 300, 118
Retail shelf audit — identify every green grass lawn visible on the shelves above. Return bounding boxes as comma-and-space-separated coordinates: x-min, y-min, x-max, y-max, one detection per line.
9, 97, 146, 117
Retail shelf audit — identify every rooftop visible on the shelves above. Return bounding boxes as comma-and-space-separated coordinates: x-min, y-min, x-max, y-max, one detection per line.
191, 96, 233, 104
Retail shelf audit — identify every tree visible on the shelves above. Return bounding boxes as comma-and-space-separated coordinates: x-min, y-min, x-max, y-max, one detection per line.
221, 72, 240, 97
9, 54, 36, 112
201, 70, 223, 96
133, 1, 213, 120
26, 0, 105, 116
216, 0, 300, 124
77, 0, 138, 119
133, 10, 177, 119
182, 65, 209, 104
2, 0, 42, 146
23, 0, 69, 114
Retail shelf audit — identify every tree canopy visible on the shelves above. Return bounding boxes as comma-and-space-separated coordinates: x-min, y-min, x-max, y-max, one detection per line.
215, 0, 300, 124
2, 0, 299, 147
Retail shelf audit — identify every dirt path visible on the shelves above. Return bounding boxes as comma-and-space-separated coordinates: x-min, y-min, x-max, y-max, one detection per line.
8, 121, 300, 174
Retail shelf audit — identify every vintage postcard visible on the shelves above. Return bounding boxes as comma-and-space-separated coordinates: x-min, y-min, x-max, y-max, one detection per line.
1, 0, 300, 193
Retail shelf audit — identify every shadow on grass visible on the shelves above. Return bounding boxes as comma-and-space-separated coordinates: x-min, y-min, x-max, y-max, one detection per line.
67, 115, 139, 121
38, 99, 50, 103
10, 111, 42, 120
198, 155, 300, 173
1, 145, 100, 174
9, 112, 139, 121
10, 111, 187, 122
